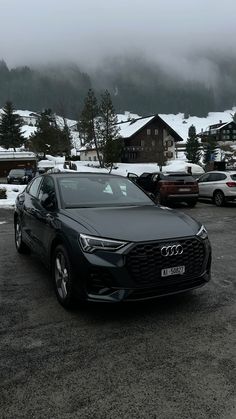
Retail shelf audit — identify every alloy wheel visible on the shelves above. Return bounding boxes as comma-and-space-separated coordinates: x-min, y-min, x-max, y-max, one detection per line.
214, 191, 224, 207
15, 221, 22, 249
55, 252, 69, 300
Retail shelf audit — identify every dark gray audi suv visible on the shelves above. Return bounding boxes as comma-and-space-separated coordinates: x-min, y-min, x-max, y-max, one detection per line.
14, 172, 211, 308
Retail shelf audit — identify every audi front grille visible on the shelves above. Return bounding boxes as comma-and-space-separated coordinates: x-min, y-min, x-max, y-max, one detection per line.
125, 237, 206, 286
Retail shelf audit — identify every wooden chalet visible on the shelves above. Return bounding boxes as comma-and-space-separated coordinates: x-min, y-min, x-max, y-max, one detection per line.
118, 114, 183, 164
198, 120, 236, 142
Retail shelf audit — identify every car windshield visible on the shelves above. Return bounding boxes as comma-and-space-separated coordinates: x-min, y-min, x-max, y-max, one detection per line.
58, 174, 154, 208
9, 169, 25, 176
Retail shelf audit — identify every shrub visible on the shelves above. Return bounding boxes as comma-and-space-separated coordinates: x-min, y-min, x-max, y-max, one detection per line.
0, 187, 7, 199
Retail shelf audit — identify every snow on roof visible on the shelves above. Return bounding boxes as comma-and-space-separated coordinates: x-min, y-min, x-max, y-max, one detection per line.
117, 111, 142, 123
0, 151, 36, 159
118, 116, 155, 138
160, 108, 236, 142
214, 121, 235, 130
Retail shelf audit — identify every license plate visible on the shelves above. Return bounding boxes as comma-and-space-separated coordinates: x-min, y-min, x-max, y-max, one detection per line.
179, 188, 191, 192
161, 266, 185, 277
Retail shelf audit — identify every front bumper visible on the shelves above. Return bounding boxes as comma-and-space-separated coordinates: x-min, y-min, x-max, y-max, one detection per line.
86, 271, 210, 302
77, 236, 211, 303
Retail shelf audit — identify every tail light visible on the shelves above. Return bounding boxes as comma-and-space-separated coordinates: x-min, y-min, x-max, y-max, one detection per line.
226, 182, 236, 187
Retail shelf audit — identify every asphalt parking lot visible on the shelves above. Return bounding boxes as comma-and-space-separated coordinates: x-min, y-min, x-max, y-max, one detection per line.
0, 202, 236, 419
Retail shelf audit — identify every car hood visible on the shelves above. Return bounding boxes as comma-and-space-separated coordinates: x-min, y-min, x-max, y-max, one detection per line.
62, 205, 200, 242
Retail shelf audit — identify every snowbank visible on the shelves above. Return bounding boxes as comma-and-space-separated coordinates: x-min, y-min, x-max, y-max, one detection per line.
75, 160, 204, 176
0, 184, 25, 208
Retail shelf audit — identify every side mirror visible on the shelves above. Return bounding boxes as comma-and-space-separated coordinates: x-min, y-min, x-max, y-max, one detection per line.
18, 194, 25, 205
127, 172, 138, 179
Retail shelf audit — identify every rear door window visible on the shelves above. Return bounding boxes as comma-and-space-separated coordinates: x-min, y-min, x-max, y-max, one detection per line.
208, 173, 227, 182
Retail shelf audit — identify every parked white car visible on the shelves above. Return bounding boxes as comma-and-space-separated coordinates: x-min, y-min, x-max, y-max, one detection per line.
198, 171, 236, 206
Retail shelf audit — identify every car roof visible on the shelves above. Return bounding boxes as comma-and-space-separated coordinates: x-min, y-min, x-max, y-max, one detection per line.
202, 171, 236, 174
44, 171, 126, 179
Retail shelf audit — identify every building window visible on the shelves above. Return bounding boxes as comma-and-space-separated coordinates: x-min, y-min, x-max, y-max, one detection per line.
147, 129, 151, 135
152, 140, 155, 147
88, 157, 92, 161
167, 140, 173, 147
154, 129, 158, 135
93, 156, 97, 161
141, 139, 145, 147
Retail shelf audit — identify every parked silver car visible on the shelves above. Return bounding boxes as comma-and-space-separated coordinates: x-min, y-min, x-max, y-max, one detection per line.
198, 171, 236, 206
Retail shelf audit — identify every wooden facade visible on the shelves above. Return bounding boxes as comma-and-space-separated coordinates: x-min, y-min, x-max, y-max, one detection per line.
120, 115, 183, 163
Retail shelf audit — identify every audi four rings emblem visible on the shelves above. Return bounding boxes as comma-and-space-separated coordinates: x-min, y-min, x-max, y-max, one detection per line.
161, 244, 183, 257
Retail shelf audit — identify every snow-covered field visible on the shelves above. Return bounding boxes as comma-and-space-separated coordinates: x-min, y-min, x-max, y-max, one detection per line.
74, 160, 204, 176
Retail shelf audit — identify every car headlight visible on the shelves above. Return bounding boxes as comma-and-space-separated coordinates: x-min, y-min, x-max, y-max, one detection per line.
79, 234, 128, 253
196, 225, 208, 240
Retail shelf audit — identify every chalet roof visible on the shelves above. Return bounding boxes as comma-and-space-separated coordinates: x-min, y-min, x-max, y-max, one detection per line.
118, 116, 155, 138
200, 120, 236, 135
214, 121, 236, 130
0, 151, 37, 161
117, 114, 184, 142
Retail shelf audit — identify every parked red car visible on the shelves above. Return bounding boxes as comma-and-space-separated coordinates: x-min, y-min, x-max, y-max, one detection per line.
128, 172, 199, 207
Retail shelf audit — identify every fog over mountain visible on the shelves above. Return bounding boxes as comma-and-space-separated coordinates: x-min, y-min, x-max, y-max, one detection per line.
1, 0, 236, 75
0, 0, 236, 117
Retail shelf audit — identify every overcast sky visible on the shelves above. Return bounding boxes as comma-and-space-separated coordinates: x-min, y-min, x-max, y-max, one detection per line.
1, 0, 236, 70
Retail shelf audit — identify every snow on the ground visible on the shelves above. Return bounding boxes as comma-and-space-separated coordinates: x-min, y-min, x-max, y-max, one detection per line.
74, 160, 204, 176
0, 184, 25, 208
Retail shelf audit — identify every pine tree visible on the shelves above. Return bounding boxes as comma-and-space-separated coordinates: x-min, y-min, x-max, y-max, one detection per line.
60, 120, 72, 157
97, 90, 121, 169
185, 125, 201, 164
78, 89, 102, 166
0, 101, 25, 151
29, 109, 64, 157
203, 136, 218, 164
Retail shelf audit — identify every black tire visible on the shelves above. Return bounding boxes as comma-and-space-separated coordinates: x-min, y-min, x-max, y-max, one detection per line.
15, 218, 30, 254
187, 200, 197, 208
213, 190, 225, 207
52, 244, 76, 309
